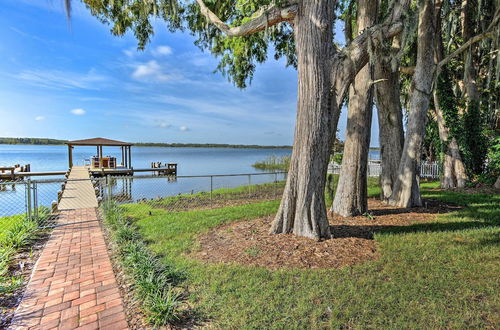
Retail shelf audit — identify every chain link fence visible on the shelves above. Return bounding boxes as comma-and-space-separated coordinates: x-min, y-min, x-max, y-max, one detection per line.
99, 172, 287, 216
1, 162, 439, 243
328, 161, 440, 178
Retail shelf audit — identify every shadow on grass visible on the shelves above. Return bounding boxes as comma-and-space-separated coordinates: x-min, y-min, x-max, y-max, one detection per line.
331, 197, 499, 239
330, 220, 497, 240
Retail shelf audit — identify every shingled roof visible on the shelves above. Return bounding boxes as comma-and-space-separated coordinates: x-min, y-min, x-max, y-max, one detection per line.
66, 137, 133, 146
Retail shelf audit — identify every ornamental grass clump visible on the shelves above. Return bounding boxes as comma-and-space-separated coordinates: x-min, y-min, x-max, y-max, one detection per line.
102, 202, 185, 325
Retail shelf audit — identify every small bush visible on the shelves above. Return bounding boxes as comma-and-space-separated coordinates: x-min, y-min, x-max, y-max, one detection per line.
102, 202, 185, 325
252, 155, 290, 170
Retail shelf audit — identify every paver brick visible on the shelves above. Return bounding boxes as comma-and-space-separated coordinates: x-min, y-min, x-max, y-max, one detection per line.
10, 204, 128, 330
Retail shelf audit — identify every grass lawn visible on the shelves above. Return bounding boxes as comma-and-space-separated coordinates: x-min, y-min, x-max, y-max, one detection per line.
0, 214, 25, 247
118, 182, 499, 328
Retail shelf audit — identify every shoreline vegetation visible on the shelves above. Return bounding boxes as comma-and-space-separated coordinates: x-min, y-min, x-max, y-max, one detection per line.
0, 137, 291, 149
252, 155, 291, 170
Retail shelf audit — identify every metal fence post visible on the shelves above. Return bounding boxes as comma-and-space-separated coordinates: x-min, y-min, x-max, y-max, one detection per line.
107, 176, 112, 207
26, 179, 32, 221
248, 174, 251, 198
33, 181, 39, 224
274, 172, 278, 199
210, 176, 213, 203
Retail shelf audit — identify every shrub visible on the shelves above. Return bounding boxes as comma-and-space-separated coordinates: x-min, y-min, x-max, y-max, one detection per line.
102, 202, 185, 325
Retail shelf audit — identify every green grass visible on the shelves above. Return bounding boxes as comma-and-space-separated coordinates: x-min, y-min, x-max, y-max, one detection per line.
252, 155, 291, 170
102, 202, 188, 325
0, 208, 49, 294
114, 183, 499, 329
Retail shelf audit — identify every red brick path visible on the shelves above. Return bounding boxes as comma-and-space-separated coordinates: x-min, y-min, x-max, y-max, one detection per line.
10, 208, 128, 329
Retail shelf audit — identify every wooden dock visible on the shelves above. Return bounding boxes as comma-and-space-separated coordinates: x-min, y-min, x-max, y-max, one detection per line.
58, 166, 98, 210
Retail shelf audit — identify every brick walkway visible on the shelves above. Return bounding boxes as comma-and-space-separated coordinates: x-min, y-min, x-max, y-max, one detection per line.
10, 208, 128, 330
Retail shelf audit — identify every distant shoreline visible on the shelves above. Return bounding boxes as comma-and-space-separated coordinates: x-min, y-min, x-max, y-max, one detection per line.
0, 137, 292, 149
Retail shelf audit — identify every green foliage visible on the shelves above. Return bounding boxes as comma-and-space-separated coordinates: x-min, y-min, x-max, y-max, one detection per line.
481, 136, 500, 184
82, 0, 182, 49
134, 142, 291, 149
81, 0, 297, 88
102, 202, 185, 325
422, 111, 441, 161
0, 137, 66, 145
131, 184, 499, 328
437, 66, 462, 140
331, 152, 343, 164
252, 154, 290, 170
462, 100, 488, 176
0, 209, 46, 294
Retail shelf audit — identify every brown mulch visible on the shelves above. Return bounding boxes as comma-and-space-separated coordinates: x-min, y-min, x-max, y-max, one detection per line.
192, 199, 460, 270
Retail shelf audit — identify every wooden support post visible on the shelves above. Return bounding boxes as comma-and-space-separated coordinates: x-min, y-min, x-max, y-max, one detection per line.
99, 146, 103, 168
68, 145, 73, 168
128, 146, 132, 168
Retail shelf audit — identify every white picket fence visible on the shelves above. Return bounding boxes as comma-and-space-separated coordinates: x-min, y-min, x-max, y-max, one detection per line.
328, 161, 440, 179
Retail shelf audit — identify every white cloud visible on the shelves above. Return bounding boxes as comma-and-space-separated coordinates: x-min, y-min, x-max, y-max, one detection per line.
71, 108, 86, 115
179, 126, 190, 131
153, 45, 173, 56
123, 48, 135, 57
35, 116, 45, 121
158, 122, 171, 128
13, 69, 108, 90
131, 60, 179, 82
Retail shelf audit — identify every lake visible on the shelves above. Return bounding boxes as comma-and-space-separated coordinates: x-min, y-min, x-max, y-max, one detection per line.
0, 145, 380, 216
0, 144, 294, 175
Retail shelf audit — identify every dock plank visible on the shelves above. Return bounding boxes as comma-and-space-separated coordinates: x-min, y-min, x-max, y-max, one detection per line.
58, 166, 98, 210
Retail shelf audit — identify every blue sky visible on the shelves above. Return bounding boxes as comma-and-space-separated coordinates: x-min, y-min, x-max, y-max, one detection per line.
0, 0, 380, 146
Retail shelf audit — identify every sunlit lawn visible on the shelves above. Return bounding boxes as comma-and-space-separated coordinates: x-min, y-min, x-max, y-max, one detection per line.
119, 182, 499, 328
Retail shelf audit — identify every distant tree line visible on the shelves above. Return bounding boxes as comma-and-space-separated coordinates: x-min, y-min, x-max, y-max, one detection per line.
0, 137, 292, 149
134, 142, 292, 149
0, 137, 67, 145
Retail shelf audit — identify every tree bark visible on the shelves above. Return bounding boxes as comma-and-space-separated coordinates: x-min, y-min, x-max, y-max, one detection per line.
374, 37, 404, 200
433, 0, 467, 188
389, 0, 437, 208
461, 0, 480, 110
270, 0, 336, 239
432, 92, 468, 188
332, 0, 377, 217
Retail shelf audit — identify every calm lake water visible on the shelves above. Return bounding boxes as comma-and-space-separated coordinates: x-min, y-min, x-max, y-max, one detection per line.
0, 144, 293, 175
0, 145, 293, 215
0, 145, 380, 215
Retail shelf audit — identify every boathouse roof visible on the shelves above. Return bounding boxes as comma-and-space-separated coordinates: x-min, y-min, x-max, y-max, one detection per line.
66, 137, 133, 146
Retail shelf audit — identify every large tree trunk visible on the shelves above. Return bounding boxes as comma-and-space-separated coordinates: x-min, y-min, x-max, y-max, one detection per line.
270, 0, 336, 239
462, 0, 480, 105
433, 92, 468, 188
374, 37, 404, 200
389, 0, 437, 207
433, 0, 467, 189
331, 0, 377, 217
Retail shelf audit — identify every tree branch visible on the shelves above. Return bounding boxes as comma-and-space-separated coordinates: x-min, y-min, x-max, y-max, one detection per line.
436, 7, 499, 71
331, 0, 410, 105
438, 31, 496, 68
400, 66, 415, 75
195, 0, 297, 37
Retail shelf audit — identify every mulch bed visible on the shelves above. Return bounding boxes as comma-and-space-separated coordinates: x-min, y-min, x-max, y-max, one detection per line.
192, 199, 460, 270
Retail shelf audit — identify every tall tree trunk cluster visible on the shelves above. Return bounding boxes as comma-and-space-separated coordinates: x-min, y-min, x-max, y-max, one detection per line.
332, 0, 377, 216
192, 0, 496, 238
388, 0, 437, 207
374, 37, 404, 200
